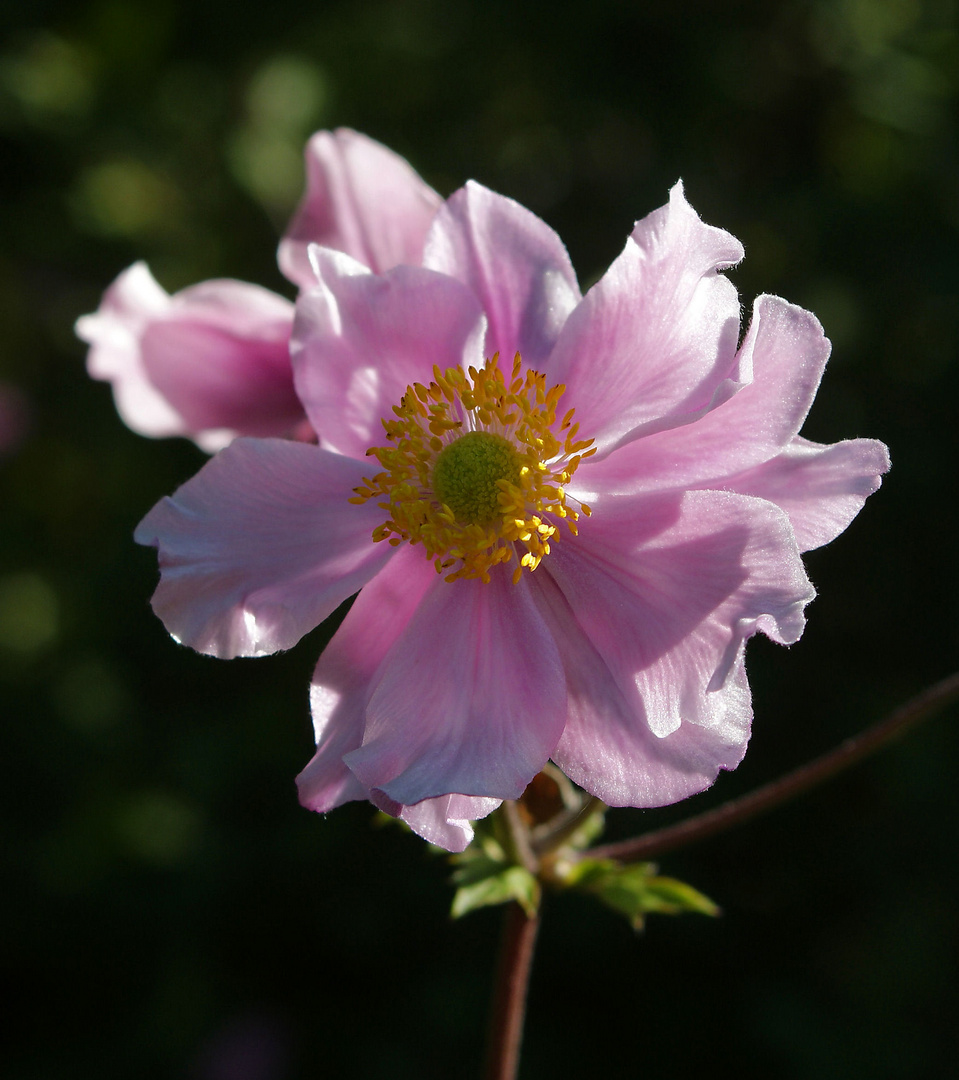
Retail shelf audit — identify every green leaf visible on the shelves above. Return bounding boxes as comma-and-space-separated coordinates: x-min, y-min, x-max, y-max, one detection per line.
451, 864, 541, 919
564, 858, 719, 930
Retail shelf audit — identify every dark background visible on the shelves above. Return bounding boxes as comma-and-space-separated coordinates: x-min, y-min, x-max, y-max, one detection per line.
2, 1, 957, 1077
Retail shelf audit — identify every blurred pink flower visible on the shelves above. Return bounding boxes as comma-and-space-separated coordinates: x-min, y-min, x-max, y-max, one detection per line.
135, 178, 889, 851
76, 130, 441, 450
76, 265, 301, 452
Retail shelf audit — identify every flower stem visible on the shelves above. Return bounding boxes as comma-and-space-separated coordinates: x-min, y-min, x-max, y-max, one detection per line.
483, 900, 541, 1080
588, 671, 959, 864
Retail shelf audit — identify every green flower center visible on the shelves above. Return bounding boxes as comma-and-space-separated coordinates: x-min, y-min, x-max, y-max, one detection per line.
431, 430, 523, 525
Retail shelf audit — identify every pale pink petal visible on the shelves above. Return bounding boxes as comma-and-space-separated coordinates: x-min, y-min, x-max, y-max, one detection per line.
76, 262, 183, 438
292, 253, 486, 459
548, 181, 743, 456
279, 128, 442, 288
539, 489, 812, 806
134, 438, 393, 658
423, 181, 581, 367
139, 280, 300, 452
297, 548, 503, 851
399, 795, 501, 852
532, 570, 751, 806
296, 547, 438, 814
719, 436, 891, 552
76, 264, 302, 451
344, 569, 566, 806
577, 294, 832, 495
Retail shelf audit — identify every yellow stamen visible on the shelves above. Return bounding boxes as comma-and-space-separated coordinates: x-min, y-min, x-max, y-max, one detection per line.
350, 353, 594, 583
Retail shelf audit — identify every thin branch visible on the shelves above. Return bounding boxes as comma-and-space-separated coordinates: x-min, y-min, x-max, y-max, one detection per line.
587, 671, 959, 865
483, 901, 541, 1080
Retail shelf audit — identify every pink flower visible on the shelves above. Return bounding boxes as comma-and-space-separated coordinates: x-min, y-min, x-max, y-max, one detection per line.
76, 130, 441, 450
135, 179, 889, 851
76, 264, 301, 452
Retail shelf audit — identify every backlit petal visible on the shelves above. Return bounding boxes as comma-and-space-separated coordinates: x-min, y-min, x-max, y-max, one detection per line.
135, 438, 392, 658
77, 263, 301, 451
543, 490, 812, 762
297, 547, 438, 813
292, 254, 486, 459
279, 128, 442, 287
720, 435, 891, 552
548, 182, 743, 456
423, 181, 581, 367
532, 571, 751, 806
579, 294, 832, 494
76, 262, 182, 438
400, 796, 501, 853
344, 568, 566, 805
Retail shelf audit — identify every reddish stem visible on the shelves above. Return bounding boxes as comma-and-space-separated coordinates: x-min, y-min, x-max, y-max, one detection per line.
588, 671, 959, 865
483, 901, 540, 1080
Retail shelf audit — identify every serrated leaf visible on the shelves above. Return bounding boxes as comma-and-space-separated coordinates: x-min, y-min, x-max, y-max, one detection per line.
451, 865, 541, 919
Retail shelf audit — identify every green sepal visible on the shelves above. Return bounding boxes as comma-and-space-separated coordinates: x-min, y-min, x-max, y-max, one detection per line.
565, 858, 719, 930
450, 860, 541, 919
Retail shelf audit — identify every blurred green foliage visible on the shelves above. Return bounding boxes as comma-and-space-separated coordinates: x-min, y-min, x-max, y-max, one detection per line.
1, 1, 957, 1078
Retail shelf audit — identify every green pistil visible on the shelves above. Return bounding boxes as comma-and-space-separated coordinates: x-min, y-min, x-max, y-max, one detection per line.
431, 431, 523, 525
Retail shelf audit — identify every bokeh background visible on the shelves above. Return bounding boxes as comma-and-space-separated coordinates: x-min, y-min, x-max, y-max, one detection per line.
2, 1, 957, 1077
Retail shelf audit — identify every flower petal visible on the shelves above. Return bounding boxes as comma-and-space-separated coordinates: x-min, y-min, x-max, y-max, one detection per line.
344, 568, 566, 806
76, 262, 182, 438
296, 546, 503, 852
76, 264, 302, 451
292, 253, 486, 459
578, 294, 832, 495
423, 181, 581, 367
532, 570, 751, 807
140, 280, 300, 451
547, 181, 744, 456
539, 489, 813, 805
720, 435, 891, 552
134, 438, 393, 658
399, 795, 501, 853
297, 546, 438, 814
279, 128, 442, 288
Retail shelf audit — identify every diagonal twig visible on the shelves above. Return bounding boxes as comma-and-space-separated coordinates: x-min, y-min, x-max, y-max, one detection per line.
585, 671, 959, 865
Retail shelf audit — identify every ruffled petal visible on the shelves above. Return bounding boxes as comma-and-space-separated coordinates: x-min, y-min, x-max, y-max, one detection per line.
296, 547, 438, 814
538, 489, 813, 805
140, 280, 300, 452
548, 181, 743, 456
292, 253, 486, 459
344, 568, 566, 806
296, 545, 503, 852
577, 294, 832, 496
75, 262, 183, 438
134, 438, 393, 658
532, 571, 751, 807
399, 795, 501, 853
279, 128, 442, 288
76, 264, 302, 451
423, 181, 581, 367
719, 435, 891, 552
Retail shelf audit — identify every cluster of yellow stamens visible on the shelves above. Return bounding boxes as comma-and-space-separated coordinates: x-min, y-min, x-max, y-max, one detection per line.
349, 353, 595, 584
